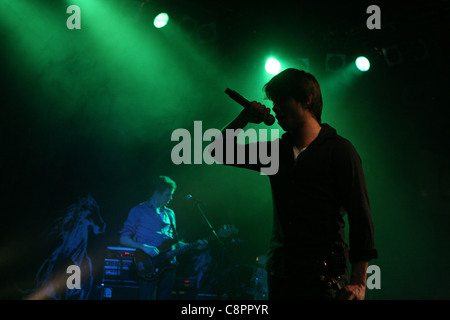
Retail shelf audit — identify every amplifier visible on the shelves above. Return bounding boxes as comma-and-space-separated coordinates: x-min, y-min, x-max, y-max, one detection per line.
102, 258, 138, 283
105, 246, 136, 259
102, 246, 138, 284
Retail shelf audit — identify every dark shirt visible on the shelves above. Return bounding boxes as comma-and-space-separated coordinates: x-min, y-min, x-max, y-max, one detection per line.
214, 124, 377, 277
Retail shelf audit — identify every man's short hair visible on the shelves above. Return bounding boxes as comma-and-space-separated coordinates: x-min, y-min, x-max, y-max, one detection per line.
150, 175, 177, 194
264, 68, 323, 124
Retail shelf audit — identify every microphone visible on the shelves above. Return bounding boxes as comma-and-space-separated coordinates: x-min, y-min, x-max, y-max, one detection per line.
225, 88, 275, 126
186, 194, 202, 203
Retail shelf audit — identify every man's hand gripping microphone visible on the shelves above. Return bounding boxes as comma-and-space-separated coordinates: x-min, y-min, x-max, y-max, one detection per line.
225, 88, 275, 126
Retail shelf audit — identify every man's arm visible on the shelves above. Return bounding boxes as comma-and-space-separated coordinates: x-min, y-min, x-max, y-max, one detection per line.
209, 103, 271, 164
339, 261, 369, 300
120, 208, 160, 258
119, 235, 159, 257
219, 102, 271, 132
332, 140, 377, 300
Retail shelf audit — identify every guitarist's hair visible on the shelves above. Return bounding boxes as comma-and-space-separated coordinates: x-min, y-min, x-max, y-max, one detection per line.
150, 175, 177, 194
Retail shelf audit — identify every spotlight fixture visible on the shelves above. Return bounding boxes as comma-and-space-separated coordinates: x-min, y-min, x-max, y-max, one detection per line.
265, 58, 281, 75
355, 56, 370, 72
153, 12, 169, 28
381, 45, 402, 66
380, 40, 428, 67
326, 53, 346, 72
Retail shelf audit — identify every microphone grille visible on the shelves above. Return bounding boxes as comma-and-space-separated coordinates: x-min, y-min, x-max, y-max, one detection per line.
265, 114, 276, 126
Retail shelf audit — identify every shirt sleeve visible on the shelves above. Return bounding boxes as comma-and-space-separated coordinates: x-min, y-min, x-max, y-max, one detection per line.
333, 139, 378, 263
209, 131, 277, 174
119, 207, 139, 239
166, 208, 177, 239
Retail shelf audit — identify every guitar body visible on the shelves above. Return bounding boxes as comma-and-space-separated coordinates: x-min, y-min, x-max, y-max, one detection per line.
134, 239, 178, 281
133, 225, 238, 281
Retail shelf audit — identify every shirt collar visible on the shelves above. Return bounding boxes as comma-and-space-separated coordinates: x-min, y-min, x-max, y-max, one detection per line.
282, 123, 337, 147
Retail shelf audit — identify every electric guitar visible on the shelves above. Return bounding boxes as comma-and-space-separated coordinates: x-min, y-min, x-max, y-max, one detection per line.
134, 224, 238, 281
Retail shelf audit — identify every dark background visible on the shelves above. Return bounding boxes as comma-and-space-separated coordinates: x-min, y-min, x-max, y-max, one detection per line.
1, 0, 449, 299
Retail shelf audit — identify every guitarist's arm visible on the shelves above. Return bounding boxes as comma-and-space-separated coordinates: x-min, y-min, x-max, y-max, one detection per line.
174, 240, 208, 250
195, 239, 208, 250
120, 235, 159, 257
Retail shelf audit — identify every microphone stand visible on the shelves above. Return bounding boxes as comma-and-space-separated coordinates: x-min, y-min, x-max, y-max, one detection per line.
194, 201, 224, 246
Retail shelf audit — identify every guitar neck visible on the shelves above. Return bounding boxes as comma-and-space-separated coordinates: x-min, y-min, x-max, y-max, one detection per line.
165, 234, 216, 259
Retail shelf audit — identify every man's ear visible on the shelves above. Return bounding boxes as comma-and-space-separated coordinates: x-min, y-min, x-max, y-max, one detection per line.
305, 94, 313, 109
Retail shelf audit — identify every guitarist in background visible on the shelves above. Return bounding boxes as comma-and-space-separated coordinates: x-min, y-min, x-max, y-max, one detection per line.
119, 175, 207, 300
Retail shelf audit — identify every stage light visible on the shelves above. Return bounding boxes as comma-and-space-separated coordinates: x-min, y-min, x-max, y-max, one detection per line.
154, 13, 169, 28
355, 56, 370, 72
381, 45, 402, 66
326, 53, 346, 72
265, 58, 281, 75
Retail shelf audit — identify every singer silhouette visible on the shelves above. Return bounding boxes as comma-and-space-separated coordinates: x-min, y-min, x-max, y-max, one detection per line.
211, 68, 377, 300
